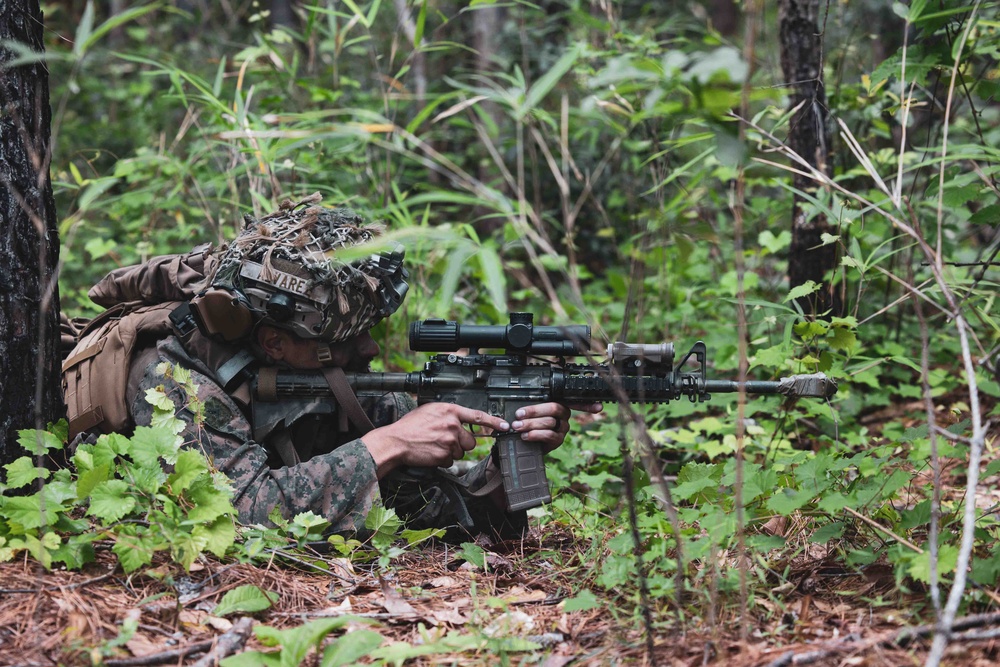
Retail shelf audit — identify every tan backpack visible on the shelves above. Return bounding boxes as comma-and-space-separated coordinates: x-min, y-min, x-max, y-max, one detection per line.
61, 247, 217, 439
62, 302, 180, 438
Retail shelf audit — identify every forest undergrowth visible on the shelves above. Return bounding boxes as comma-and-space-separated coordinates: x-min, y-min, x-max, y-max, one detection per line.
1, 0, 999, 664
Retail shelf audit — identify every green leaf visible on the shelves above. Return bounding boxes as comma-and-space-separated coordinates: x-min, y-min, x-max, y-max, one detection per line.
519, 43, 582, 119
97, 432, 129, 457
17, 429, 63, 456
172, 530, 210, 571
476, 246, 507, 314
767, 488, 812, 516
256, 618, 361, 667
413, 0, 427, 46
908, 544, 959, 583
129, 463, 167, 495
784, 280, 820, 303
23, 532, 58, 570
321, 629, 385, 667
758, 230, 791, 254
197, 516, 237, 558
89, 480, 136, 523
48, 419, 69, 443
563, 589, 600, 611
212, 585, 279, 617
130, 426, 182, 468
401, 526, 445, 546
185, 476, 236, 524
4, 457, 49, 489
80, 3, 161, 54
52, 534, 97, 569
77, 177, 119, 212
73, 0, 95, 57
112, 528, 155, 573
816, 492, 852, 514
2, 494, 61, 530
673, 462, 722, 502
145, 387, 177, 413
76, 463, 111, 499
751, 342, 793, 370
458, 542, 486, 569
811, 521, 844, 543
169, 450, 209, 493
292, 511, 330, 533
365, 505, 402, 550
220, 652, 280, 667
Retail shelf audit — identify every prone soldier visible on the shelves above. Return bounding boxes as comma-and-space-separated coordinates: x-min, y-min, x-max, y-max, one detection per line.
69, 197, 601, 539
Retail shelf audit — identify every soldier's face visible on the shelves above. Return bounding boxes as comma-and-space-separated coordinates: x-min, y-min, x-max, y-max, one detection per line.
317, 332, 381, 371
260, 326, 380, 371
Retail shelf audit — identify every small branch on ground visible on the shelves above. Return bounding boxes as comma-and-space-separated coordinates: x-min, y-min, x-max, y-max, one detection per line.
100, 617, 253, 667
190, 617, 255, 667
102, 640, 216, 667
760, 611, 1000, 667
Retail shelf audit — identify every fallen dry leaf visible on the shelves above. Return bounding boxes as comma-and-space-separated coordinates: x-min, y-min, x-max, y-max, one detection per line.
427, 576, 458, 588
501, 586, 548, 604
429, 607, 469, 625
125, 632, 167, 657
379, 582, 419, 618
205, 615, 233, 632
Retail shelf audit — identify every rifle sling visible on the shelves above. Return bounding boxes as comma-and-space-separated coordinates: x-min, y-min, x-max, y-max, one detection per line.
437, 460, 504, 498
321, 366, 375, 434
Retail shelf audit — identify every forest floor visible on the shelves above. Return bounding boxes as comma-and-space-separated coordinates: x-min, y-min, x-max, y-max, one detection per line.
3, 399, 999, 666
2, 521, 999, 667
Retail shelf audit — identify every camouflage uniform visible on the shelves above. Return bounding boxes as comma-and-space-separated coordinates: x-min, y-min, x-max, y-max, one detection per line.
127, 330, 526, 538
95, 196, 527, 539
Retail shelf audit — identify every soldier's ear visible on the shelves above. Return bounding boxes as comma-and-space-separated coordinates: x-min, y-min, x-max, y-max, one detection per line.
257, 325, 286, 360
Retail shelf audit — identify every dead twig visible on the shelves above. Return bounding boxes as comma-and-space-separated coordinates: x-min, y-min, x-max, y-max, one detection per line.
98, 618, 253, 667
760, 611, 1000, 667
189, 617, 255, 667
0, 572, 115, 594
101, 640, 215, 667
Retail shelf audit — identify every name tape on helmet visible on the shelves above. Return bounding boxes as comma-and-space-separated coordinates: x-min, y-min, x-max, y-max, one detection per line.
239, 261, 330, 305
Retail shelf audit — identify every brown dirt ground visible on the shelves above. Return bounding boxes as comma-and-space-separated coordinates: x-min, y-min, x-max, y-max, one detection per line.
1, 525, 998, 667
3, 394, 997, 665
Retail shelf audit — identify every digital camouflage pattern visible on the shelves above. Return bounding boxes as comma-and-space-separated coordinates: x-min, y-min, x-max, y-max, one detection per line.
128, 334, 526, 538
129, 336, 379, 530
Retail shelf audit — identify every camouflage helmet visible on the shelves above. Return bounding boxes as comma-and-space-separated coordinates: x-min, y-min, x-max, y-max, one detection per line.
207, 194, 408, 343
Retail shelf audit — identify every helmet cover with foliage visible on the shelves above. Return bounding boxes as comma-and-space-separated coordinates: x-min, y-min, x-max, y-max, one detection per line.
208, 194, 408, 343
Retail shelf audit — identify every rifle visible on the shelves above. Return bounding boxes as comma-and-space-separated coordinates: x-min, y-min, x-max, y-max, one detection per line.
254, 313, 837, 512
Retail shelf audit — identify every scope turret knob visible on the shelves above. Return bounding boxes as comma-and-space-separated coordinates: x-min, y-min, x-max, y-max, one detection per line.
506, 312, 534, 350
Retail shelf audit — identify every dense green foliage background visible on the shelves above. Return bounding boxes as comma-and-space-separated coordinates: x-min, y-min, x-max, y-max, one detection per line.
5, 0, 1000, 658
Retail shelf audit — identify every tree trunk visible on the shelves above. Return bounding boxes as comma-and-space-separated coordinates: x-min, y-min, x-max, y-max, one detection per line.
0, 0, 64, 464
779, 0, 841, 317
709, 0, 740, 37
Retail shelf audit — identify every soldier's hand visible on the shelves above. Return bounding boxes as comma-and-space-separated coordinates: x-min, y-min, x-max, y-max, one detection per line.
511, 401, 603, 453
363, 403, 510, 477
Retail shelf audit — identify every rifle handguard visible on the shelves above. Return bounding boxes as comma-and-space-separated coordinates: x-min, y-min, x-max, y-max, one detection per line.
777, 373, 838, 399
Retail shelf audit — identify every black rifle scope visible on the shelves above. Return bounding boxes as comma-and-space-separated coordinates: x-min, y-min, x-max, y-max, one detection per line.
409, 312, 591, 355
